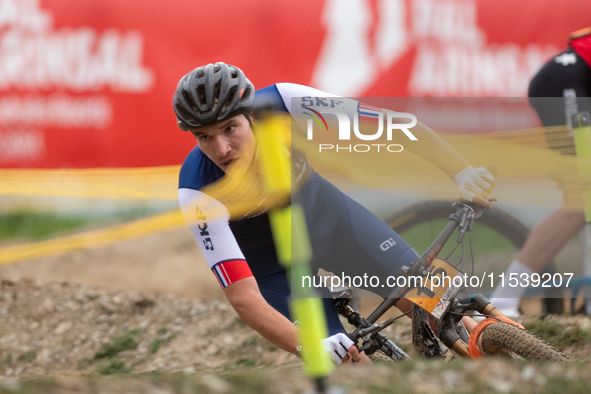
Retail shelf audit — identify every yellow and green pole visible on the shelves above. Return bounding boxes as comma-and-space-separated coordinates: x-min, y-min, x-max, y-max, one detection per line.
573, 112, 591, 314
256, 113, 334, 390
573, 113, 591, 221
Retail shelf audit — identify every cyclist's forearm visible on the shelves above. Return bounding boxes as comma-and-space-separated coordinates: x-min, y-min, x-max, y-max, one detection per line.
224, 281, 299, 354
232, 294, 299, 354
404, 121, 470, 179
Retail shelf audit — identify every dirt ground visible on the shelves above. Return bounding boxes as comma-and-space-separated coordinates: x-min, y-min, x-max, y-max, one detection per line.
0, 228, 301, 379
1, 227, 591, 393
0, 226, 225, 301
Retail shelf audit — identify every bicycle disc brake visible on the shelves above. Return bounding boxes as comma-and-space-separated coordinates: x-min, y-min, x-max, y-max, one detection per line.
412, 307, 446, 358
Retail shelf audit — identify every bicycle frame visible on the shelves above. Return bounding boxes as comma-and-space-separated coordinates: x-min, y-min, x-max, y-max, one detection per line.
367, 201, 477, 324
336, 201, 511, 359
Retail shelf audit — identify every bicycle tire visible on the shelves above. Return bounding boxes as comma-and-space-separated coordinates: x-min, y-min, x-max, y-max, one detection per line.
368, 351, 395, 363
480, 321, 568, 361
383, 200, 564, 314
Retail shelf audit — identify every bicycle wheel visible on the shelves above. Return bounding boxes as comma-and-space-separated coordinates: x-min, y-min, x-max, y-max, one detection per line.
480, 321, 568, 361
383, 200, 564, 314
368, 351, 395, 363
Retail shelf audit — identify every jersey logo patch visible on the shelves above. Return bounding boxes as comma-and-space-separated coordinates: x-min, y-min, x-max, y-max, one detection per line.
555, 53, 577, 66
196, 207, 214, 250
380, 238, 397, 251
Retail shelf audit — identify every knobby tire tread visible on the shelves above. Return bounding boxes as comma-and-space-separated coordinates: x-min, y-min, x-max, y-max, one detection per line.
368, 351, 395, 363
480, 321, 568, 362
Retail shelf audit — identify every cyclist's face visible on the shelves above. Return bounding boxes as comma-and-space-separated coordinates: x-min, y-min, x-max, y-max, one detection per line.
191, 114, 255, 172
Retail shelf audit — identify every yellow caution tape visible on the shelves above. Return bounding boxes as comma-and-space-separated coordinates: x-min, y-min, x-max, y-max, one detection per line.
0, 209, 185, 265
0, 166, 180, 200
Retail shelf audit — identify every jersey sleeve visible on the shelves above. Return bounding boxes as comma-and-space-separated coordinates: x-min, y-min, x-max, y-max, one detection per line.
273, 82, 383, 136
178, 187, 253, 288
275, 82, 358, 114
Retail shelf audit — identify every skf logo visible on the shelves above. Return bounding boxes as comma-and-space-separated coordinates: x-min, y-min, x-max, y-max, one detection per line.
380, 238, 397, 251
301, 96, 418, 153
196, 207, 214, 251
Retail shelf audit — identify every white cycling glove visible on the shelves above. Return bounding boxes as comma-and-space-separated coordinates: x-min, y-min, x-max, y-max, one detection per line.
321, 333, 355, 365
454, 166, 495, 203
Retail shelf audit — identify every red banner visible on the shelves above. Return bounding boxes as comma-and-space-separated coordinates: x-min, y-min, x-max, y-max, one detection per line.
0, 0, 589, 168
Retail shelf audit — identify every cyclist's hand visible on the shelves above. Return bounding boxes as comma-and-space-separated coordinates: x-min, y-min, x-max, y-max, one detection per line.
454, 166, 496, 209
321, 333, 356, 365
340, 343, 373, 365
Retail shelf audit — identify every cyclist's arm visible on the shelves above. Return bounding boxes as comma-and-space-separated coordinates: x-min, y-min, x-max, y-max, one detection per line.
178, 188, 300, 353
225, 280, 366, 364
396, 118, 493, 209
179, 189, 306, 354
274, 83, 469, 178
273, 84, 493, 207
178, 188, 364, 361
398, 119, 469, 179
223, 277, 300, 354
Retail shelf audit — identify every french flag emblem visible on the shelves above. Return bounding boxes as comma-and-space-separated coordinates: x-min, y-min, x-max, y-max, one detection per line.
212, 259, 252, 288
358, 103, 382, 122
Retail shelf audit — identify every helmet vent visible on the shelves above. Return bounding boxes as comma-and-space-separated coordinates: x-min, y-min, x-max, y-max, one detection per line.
224, 86, 238, 109
196, 85, 206, 105
242, 86, 252, 100
176, 104, 193, 120
213, 80, 222, 101
180, 90, 193, 109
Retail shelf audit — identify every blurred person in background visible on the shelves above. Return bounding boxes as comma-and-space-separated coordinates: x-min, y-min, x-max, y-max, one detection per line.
173, 62, 495, 364
490, 27, 591, 317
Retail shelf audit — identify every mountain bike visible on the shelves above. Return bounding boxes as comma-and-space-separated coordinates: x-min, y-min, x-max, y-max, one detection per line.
333, 200, 568, 361
383, 200, 565, 314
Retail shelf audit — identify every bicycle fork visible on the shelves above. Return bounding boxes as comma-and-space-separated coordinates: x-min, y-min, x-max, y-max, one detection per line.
335, 298, 410, 361
438, 294, 514, 358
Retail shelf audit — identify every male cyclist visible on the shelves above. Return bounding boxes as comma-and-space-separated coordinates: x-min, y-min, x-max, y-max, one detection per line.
174, 62, 495, 364
490, 27, 591, 316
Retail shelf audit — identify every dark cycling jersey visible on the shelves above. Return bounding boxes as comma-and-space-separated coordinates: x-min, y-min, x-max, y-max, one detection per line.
528, 28, 591, 154
178, 83, 420, 335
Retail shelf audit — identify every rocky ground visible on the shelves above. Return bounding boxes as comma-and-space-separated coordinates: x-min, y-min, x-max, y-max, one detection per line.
1, 227, 591, 393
